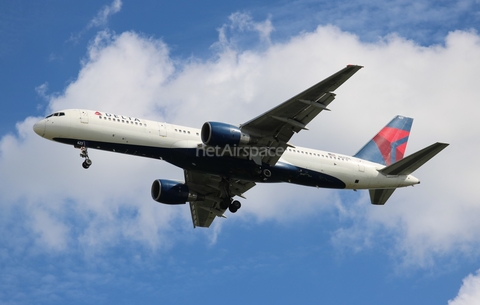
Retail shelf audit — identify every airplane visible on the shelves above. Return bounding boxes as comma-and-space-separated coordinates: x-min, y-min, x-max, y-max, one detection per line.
33, 65, 448, 228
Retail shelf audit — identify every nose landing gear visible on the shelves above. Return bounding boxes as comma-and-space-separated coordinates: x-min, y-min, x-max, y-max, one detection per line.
80, 147, 92, 169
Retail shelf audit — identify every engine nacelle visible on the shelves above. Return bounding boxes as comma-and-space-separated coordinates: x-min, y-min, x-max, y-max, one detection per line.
201, 122, 251, 146
151, 179, 203, 205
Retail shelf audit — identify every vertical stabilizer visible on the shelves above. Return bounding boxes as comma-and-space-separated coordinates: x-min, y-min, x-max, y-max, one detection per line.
354, 116, 413, 165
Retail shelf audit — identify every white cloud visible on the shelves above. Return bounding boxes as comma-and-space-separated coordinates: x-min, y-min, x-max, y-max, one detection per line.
69, 0, 123, 43
88, 0, 122, 29
267, 0, 479, 45
324, 28, 480, 268
53, 30, 174, 120
449, 269, 480, 305
35, 82, 49, 100
1, 14, 480, 269
215, 12, 274, 51
30, 208, 70, 252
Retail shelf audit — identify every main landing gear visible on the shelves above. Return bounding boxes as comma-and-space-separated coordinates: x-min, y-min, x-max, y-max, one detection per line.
80, 147, 92, 169
220, 198, 242, 213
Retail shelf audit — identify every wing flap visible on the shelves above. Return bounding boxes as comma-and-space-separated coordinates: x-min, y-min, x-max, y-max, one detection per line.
189, 200, 218, 228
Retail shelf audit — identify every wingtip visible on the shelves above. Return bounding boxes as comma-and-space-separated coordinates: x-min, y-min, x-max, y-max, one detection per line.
347, 64, 364, 68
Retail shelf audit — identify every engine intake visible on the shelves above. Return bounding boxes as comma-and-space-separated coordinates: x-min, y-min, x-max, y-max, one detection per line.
151, 179, 203, 204
201, 122, 251, 146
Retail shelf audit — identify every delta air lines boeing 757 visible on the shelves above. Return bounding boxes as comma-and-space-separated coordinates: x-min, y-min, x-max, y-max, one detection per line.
33, 65, 448, 228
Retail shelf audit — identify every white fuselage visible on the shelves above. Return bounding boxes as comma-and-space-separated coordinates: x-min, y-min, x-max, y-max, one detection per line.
33, 109, 420, 190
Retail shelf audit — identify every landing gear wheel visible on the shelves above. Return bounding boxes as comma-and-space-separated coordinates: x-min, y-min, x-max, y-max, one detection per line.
229, 200, 241, 213
79, 146, 92, 169
82, 160, 91, 169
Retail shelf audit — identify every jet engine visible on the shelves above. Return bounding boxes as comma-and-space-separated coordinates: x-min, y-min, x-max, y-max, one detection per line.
201, 122, 252, 146
151, 179, 203, 204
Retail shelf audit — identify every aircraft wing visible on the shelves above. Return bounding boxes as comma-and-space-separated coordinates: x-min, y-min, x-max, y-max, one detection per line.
240, 65, 363, 165
184, 170, 256, 228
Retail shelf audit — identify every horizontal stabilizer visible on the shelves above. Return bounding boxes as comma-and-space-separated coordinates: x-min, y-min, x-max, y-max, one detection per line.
379, 142, 449, 176
369, 189, 396, 205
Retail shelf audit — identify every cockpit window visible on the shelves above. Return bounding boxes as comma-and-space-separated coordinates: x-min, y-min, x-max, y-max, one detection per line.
45, 112, 65, 118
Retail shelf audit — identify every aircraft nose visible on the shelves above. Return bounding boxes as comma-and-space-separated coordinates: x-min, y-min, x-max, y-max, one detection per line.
33, 120, 45, 137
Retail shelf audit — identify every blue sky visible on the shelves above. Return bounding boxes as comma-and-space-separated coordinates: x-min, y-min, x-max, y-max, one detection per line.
1, 0, 480, 304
